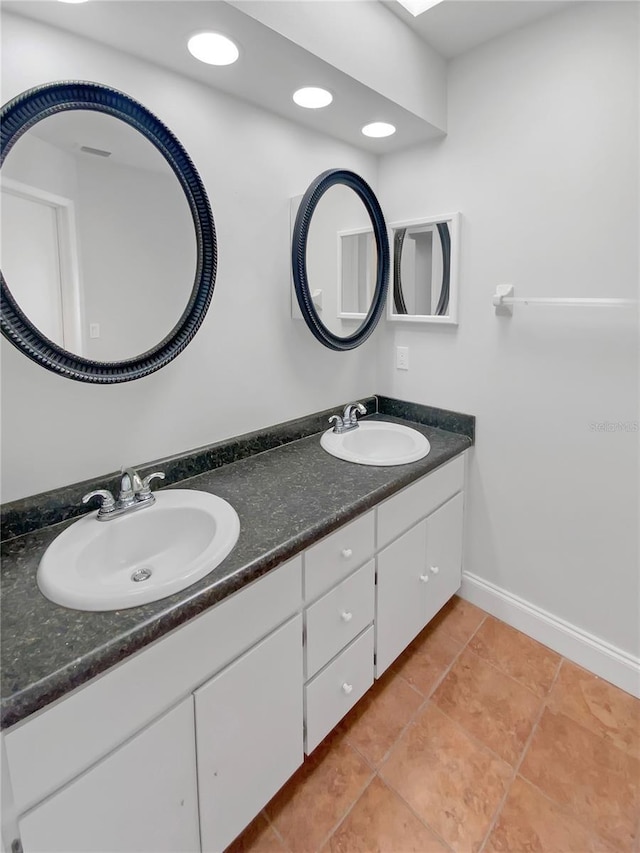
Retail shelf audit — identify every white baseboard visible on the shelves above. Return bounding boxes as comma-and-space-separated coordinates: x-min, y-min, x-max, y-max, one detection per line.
460, 572, 640, 698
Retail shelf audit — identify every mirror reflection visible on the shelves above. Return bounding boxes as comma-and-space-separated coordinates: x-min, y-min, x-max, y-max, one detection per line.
389, 214, 459, 325
304, 184, 378, 336
1, 111, 196, 361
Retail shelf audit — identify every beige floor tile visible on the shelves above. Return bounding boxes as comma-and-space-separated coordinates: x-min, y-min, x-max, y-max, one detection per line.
392, 620, 464, 697
430, 596, 486, 646
468, 616, 561, 697
432, 647, 542, 765
338, 667, 423, 767
484, 776, 616, 853
547, 660, 640, 760
380, 702, 511, 853
520, 708, 640, 850
265, 730, 373, 852
226, 813, 288, 853
324, 777, 449, 853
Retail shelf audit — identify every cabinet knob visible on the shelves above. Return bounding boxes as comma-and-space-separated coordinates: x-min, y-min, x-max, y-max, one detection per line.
342, 682, 353, 695
341, 610, 353, 623
419, 573, 430, 583
341, 548, 353, 559
430, 565, 440, 575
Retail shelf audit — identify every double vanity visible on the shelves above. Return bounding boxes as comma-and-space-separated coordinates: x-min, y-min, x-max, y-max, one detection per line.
0, 397, 473, 853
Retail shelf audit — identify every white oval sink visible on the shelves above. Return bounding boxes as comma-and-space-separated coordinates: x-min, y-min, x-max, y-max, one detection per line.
37, 490, 240, 611
320, 421, 430, 466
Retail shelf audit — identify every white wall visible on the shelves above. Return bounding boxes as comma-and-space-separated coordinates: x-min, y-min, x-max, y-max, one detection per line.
377, 1, 639, 658
0, 12, 378, 502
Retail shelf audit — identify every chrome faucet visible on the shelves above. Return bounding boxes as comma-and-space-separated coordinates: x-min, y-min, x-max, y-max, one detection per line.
82, 467, 165, 521
328, 401, 367, 434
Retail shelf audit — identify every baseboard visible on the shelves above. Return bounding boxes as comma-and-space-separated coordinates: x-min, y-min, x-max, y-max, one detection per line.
459, 572, 640, 698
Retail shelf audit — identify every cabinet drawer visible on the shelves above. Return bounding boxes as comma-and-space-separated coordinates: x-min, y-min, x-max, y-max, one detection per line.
377, 455, 464, 549
304, 511, 375, 603
305, 627, 374, 754
305, 560, 375, 679
424, 492, 464, 624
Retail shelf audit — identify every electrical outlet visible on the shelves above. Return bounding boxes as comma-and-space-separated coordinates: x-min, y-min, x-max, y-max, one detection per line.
396, 346, 409, 370
89, 323, 100, 339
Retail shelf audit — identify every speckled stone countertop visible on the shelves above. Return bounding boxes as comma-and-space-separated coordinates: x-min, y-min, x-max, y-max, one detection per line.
1, 402, 473, 730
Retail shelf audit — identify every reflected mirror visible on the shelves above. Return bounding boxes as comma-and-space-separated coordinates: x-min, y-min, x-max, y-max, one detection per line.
291, 169, 389, 351
1, 82, 216, 383
388, 213, 460, 325
2, 111, 196, 361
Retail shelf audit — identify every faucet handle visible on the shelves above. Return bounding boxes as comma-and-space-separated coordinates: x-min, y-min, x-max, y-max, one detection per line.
139, 471, 165, 500
329, 414, 344, 433
82, 489, 116, 516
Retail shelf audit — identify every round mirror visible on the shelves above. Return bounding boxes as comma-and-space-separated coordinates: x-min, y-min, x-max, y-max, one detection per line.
292, 169, 389, 351
1, 82, 216, 383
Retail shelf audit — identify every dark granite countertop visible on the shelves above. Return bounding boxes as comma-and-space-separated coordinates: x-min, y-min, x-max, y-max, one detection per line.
1, 404, 473, 730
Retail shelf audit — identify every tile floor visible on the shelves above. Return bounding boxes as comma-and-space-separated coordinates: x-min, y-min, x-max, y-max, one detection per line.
228, 597, 640, 853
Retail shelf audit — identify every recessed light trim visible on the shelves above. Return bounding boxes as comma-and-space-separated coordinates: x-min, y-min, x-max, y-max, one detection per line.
395, 0, 444, 17
292, 87, 333, 109
362, 122, 396, 138
187, 32, 239, 66
57, 0, 90, 4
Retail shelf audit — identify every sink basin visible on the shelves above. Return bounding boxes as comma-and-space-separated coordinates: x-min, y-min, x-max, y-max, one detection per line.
320, 421, 430, 466
37, 490, 240, 611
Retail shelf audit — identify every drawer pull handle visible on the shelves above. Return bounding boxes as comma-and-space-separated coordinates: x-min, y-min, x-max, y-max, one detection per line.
419, 573, 430, 583
341, 548, 353, 559
342, 682, 353, 695
341, 610, 353, 623
430, 565, 440, 575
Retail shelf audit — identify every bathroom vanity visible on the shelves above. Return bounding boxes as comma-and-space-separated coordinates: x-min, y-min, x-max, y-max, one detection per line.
0, 402, 472, 853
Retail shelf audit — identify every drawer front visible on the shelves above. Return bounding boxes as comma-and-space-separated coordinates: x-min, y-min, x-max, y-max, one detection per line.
304, 511, 375, 603
375, 520, 428, 677
304, 627, 374, 754
424, 492, 464, 624
305, 560, 375, 679
377, 455, 464, 549
5, 557, 302, 814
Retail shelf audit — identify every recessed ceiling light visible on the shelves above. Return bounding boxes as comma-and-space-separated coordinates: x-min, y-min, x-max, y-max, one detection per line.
292, 87, 333, 109
362, 122, 396, 138
187, 32, 239, 66
57, 0, 90, 4
395, 0, 444, 17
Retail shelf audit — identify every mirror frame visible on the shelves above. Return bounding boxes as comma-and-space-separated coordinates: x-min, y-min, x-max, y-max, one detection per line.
387, 213, 460, 326
292, 169, 389, 351
0, 81, 217, 383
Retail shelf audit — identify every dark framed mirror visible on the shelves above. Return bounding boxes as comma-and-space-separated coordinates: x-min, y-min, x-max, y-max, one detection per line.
291, 169, 389, 351
1, 81, 217, 383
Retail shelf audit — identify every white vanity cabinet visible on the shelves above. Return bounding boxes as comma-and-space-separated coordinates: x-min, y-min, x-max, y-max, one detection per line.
2, 452, 467, 853
17, 699, 200, 853
375, 457, 465, 676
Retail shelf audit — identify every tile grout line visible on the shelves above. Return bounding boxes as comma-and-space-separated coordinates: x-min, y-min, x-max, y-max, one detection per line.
518, 654, 639, 852
259, 808, 294, 853
312, 769, 376, 852
475, 652, 565, 853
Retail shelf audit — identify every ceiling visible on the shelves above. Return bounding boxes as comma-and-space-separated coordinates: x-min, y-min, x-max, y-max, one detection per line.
385, 0, 575, 58
3, 0, 575, 154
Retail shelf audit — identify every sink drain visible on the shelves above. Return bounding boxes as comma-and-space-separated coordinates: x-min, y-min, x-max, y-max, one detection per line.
131, 567, 153, 583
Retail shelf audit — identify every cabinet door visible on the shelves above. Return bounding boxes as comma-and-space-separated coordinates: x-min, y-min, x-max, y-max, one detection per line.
375, 520, 428, 676
18, 699, 199, 853
196, 615, 303, 852
424, 492, 464, 623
